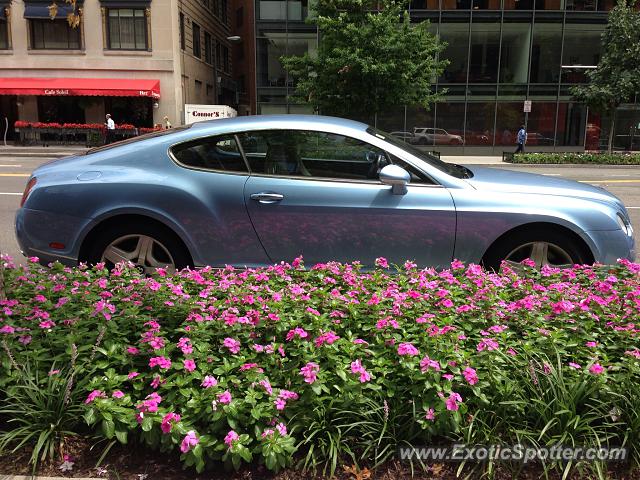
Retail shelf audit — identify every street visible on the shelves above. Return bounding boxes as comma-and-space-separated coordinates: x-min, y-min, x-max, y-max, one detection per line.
1, 155, 639, 265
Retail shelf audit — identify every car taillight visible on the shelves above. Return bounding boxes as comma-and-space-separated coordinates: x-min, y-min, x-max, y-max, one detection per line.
20, 177, 37, 208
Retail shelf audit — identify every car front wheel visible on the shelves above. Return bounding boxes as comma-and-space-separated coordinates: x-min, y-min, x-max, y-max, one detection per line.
482, 229, 591, 271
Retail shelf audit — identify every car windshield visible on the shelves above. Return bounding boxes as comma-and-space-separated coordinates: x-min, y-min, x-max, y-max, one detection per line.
84, 125, 193, 155
366, 127, 471, 179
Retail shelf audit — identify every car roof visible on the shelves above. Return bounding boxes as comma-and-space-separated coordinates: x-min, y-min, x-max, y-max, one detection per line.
189, 114, 370, 134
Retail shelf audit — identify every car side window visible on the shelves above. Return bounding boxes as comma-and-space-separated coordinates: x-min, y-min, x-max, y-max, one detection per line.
237, 130, 389, 181
171, 135, 248, 173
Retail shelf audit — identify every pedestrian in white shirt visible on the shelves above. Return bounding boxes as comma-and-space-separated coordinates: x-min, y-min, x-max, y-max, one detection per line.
105, 114, 116, 144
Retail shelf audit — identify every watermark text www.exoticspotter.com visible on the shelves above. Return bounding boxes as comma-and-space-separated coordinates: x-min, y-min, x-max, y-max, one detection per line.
397, 444, 628, 464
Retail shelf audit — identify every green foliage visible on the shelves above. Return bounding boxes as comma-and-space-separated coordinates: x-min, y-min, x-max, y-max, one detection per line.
571, 0, 640, 152
0, 362, 88, 473
281, 0, 447, 118
1, 259, 640, 476
511, 152, 640, 164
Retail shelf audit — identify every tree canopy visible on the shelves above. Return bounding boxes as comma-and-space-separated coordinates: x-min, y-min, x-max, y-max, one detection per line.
571, 0, 640, 151
281, 0, 448, 119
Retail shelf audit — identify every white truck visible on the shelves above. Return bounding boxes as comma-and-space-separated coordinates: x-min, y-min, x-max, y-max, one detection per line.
184, 104, 237, 125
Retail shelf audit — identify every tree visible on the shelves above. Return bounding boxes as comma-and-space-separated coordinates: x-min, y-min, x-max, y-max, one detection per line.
281, 0, 448, 119
571, 0, 640, 152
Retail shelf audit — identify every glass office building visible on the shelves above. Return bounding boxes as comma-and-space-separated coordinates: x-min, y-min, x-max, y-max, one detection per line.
255, 0, 640, 152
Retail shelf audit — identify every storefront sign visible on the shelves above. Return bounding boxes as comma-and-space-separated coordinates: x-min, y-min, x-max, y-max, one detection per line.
44, 89, 69, 95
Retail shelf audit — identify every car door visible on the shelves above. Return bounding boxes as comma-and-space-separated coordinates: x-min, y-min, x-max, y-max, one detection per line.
239, 129, 456, 268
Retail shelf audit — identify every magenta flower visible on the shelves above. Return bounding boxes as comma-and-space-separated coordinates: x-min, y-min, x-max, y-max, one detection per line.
425, 408, 435, 421
217, 390, 232, 404
445, 392, 463, 411
375, 257, 389, 268
463, 367, 478, 385
420, 356, 441, 373
223, 337, 241, 354
568, 362, 582, 369
300, 362, 320, 384
477, 338, 499, 352
224, 430, 239, 448
276, 422, 287, 436
585, 341, 598, 348
112, 390, 124, 399
126, 346, 139, 355
350, 359, 371, 383
128, 371, 139, 379
161, 412, 181, 434
201, 375, 218, 388
0, 325, 15, 334
180, 431, 199, 453
397, 342, 419, 356
183, 359, 196, 372
286, 327, 308, 341
85, 390, 105, 404
149, 356, 172, 370
589, 363, 604, 375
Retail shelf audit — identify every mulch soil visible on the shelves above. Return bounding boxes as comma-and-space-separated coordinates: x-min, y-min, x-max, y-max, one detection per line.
0, 437, 638, 479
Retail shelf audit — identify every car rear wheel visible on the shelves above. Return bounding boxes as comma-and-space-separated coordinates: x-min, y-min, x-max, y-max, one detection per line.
84, 222, 191, 274
482, 229, 590, 272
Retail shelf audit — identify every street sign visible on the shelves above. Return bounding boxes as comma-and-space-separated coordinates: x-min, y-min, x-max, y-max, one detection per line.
523, 100, 532, 113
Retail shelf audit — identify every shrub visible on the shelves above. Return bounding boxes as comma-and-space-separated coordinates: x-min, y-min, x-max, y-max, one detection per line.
511, 152, 640, 164
1, 256, 639, 476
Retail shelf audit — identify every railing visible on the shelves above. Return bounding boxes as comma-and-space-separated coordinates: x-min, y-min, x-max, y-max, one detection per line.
15, 126, 149, 147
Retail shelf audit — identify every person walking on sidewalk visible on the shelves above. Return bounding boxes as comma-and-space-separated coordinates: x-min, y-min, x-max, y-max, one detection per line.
105, 114, 116, 144
515, 125, 527, 153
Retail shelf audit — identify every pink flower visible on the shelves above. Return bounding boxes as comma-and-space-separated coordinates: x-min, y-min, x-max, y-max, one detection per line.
112, 390, 124, 399
375, 257, 389, 268
463, 367, 478, 385
276, 422, 287, 436
477, 338, 499, 352
420, 356, 441, 372
0, 325, 15, 334
585, 341, 598, 348
397, 342, 419, 356
259, 379, 273, 395
300, 362, 320, 384
217, 390, 232, 404
180, 431, 199, 453
161, 412, 181, 434
39, 320, 55, 329
314, 331, 340, 347
201, 375, 218, 388
589, 363, 604, 375
445, 392, 463, 411
568, 362, 581, 369
224, 430, 239, 448
183, 359, 196, 372
223, 337, 241, 354
128, 371, 140, 379
126, 347, 139, 355
425, 408, 435, 421
286, 327, 308, 341
149, 356, 172, 370
350, 359, 371, 383
85, 390, 105, 404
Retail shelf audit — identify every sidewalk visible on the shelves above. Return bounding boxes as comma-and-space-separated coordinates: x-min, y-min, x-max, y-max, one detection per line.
0, 145, 90, 158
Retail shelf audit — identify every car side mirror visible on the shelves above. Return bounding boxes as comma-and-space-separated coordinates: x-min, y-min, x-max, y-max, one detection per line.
379, 164, 410, 195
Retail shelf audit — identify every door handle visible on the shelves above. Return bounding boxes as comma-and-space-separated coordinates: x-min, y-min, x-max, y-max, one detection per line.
250, 192, 284, 204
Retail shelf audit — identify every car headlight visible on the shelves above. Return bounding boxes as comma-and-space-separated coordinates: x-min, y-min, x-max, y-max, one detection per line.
616, 213, 633, 237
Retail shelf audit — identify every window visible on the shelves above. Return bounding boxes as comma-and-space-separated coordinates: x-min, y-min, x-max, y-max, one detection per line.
236, 130, 431, 183
171, 135, 248, 173
30, 19, 81, 49
192, 22, 200, 58
221, 0, 228, 23
179, 12, 185, 50
204, 31, 212, 64
216, 41, 222, 69
222, 45, 229, 72
107, 9, 148, 50
0, 15, 8, 49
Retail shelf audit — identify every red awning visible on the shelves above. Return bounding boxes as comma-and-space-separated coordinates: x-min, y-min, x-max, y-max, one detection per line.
0, 78, 160, 99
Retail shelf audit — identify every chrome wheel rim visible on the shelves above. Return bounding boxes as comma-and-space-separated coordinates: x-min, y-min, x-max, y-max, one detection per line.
101, 234, 176, 274
503, 241, 575, 271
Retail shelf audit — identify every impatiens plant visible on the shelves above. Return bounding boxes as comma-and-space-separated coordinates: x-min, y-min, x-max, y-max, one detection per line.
0, 254, 639, 477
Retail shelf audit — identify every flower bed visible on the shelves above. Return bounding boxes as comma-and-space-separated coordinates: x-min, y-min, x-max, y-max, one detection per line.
512, 152, 640, 164
1, 257, 639, 477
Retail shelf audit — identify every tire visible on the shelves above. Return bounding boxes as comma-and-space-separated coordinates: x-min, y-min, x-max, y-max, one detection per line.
482, 228, 591, 272
83, 221, 192, 273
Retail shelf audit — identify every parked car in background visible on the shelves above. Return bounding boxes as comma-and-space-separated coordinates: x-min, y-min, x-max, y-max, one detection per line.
389, 131, 417, 143
17, 115, 635, 273
413, 127, 464, 145
526, 132, 555, 146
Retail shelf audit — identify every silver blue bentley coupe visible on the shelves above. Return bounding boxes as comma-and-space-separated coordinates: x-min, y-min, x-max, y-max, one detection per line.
16, 115, 635, 273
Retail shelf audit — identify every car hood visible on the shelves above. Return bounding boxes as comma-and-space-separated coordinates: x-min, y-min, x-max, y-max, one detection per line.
463, 166, 624, 207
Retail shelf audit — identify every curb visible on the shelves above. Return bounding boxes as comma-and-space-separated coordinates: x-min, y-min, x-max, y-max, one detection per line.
0, 153, 80, 158
498, 163, 640, 168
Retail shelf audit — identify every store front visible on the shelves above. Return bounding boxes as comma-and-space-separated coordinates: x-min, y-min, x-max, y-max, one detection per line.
0, 77, 161, 140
